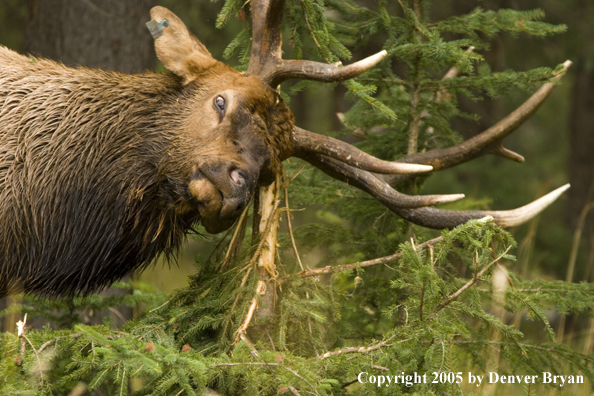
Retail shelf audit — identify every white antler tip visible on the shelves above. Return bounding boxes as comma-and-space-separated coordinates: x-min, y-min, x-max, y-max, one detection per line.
397, 163, 433, 173
490, 183, 570, 228
362, 50, 388, 67
439, 193, 466, 204
372, 50, 388, 64
551, 183, 571, 198
522, 183, 570, 212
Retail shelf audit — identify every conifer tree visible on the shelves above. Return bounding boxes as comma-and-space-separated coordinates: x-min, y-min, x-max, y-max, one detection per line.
2, 1, 594, 395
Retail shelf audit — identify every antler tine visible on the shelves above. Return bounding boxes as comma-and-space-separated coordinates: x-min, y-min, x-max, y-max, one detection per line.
264, 51, 388, 87
247, 0, 388, 86
293, 127, 433, 174
303, 152, 569, 229
301, 153, 465, 208
395, 184, 571, 229
383, 60, 572, 186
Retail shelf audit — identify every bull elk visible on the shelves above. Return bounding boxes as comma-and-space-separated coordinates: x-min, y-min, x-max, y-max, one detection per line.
0, 4, 569, 297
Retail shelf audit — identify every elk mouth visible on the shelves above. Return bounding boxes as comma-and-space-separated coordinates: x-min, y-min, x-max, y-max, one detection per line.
189, 165, 254, 234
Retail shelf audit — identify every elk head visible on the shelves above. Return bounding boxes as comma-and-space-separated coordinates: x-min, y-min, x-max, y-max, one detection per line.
150, 6, 440, 234
149, 4, 570, 234
150, 7, 296, 233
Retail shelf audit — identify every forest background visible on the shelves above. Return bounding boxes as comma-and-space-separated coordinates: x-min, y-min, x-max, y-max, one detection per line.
1, 0, 594, 395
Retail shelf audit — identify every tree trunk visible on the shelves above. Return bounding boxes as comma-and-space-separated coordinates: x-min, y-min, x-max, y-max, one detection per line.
25, 0, 155, 73
568, 58, 594, 235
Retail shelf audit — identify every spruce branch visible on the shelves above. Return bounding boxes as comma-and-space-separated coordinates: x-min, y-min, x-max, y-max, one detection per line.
287, 385, 302, 396
438, 340, 446, 374
407, 80, 422, 155
451, 340, 594, 364
16, 314, 26, 356
221, 202, 251, 269
234, 280, 265, 356
16, 314, 45, 388
290, 236, 443, 278
283, 162, 309, 186
419, 281, 426, 321
318, 335, 413, 359
37, 333, 82, 353
302, 8, 328, 63
1, 3, 585, 395
283, 182, 305, 271
432, 245, 513, 314
221, 266, 254, 347
383, 60, 572, 188
213, 363, 320, 395
429, 46, 475, 118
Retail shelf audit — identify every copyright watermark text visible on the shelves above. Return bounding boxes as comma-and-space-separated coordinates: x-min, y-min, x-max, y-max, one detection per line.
357, 371, 584, 388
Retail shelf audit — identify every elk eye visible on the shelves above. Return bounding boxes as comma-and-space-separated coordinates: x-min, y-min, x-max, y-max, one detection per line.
214, 95, 226, 121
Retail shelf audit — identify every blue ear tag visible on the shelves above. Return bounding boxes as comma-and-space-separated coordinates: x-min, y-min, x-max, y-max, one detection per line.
146, 19, 169, 39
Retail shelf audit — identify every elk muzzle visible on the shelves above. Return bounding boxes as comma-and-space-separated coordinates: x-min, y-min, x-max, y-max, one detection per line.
189, 161, 256, 233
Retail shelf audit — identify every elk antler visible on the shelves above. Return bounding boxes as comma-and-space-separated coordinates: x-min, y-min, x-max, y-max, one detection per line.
303, 151, 570, 229
292, 127, 434, 175
382, 61, 572, 187
248, 0, 570, 229
248, 0, 388, 87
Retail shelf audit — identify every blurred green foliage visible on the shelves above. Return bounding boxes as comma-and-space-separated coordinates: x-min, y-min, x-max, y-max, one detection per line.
0, 0, 26, 51
1, 1, 594, 395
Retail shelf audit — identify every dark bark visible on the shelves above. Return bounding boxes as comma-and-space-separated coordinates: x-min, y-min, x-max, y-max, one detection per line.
25, 0, 155, 74
25, 0, 155, 73
568, 58, 594, 233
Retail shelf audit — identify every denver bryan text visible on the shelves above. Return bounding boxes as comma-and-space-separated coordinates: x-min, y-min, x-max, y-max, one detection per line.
488, 372, 583, 387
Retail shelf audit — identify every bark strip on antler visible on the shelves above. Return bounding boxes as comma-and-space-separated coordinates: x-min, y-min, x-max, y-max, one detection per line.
248, 0, 284, 78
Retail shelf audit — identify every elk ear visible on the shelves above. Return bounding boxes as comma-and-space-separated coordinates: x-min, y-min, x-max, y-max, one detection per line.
149, 6, 218, 85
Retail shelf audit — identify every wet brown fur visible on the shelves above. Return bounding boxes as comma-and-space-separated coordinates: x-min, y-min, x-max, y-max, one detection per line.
0, 43, 294, 297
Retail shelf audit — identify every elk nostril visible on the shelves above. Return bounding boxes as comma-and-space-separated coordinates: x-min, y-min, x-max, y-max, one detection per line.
230, 169, 245, 186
